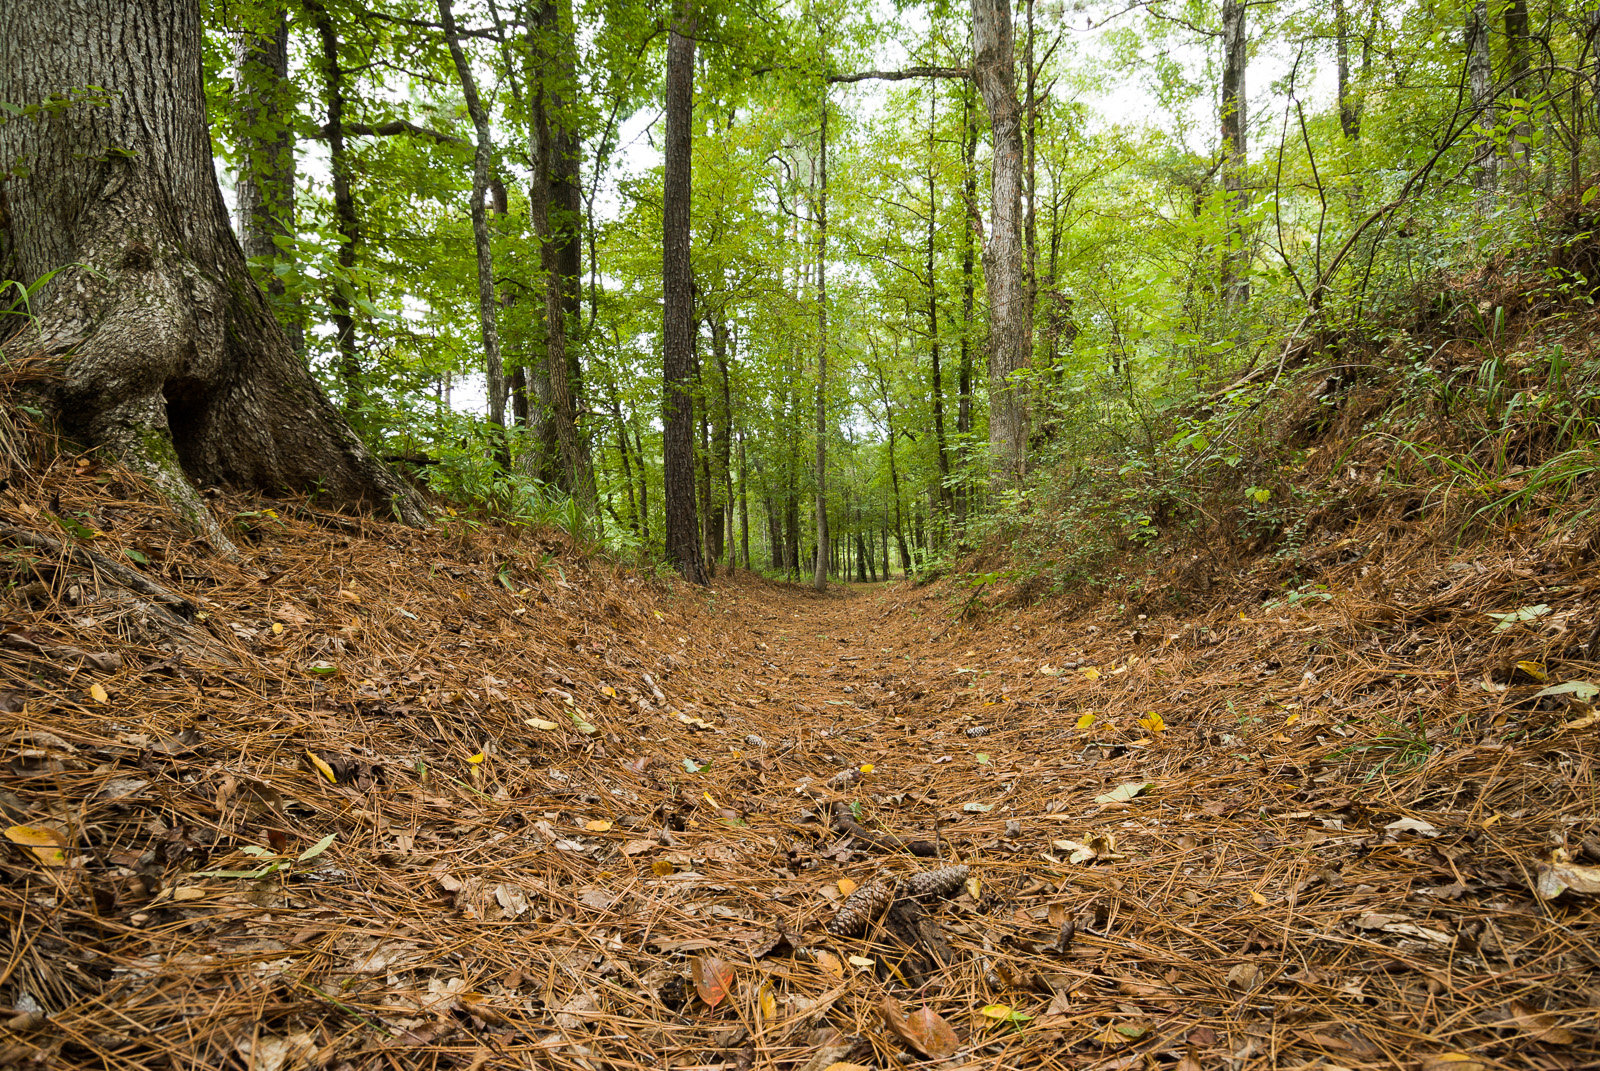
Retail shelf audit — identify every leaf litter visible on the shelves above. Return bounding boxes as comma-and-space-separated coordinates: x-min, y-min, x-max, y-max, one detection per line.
0, 456, 1598, 1069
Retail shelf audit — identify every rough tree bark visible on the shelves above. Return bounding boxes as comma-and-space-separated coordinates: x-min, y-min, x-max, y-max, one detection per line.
971, 0, 1029, 490
439, 0, 509, 459
0, 0, 424, 548
662, 6, 707, 584
232, 2, 302, 354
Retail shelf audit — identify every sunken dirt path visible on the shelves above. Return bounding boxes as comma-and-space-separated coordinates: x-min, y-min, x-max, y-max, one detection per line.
3, 510, 1597, 1071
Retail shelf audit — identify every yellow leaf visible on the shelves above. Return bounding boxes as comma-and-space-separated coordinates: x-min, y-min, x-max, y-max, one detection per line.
171, 886, 207, 902
5, 824, 67, 866
965, 875, 981, 899
1076, 713, 1096, 729
702, 791, 718, 806
467, 752, 486, 765
1250, 890, 1268, 906
757, 981, 777, 1022
1285, 712, 1300, 726
88, 683, 108, 704
602, 686, 617, 697
1081, 667, 1100, 681
837, 877, 858, 896
306, 751, 337, 784
822, 1065, 872, 1071
524, 718, 560, 731
651, 860, 675, 877
846, 955, 876, 969
813, 950, 845, 980
584, 820, 613, 832
271, 622, 283, 635
859, 763, 874, 774
1516, 660, 1547, 681
1137, 711, 1166, 732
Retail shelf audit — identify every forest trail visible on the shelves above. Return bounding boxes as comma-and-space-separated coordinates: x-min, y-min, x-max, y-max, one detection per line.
3, 478, 1598, 1069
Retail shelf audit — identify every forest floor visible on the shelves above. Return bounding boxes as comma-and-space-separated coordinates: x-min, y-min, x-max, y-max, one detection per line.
2, 461, 1600, 1071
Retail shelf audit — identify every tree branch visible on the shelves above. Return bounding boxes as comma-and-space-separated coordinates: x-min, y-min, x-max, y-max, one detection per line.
308, 120, 468, 147
829, 66, 971, 84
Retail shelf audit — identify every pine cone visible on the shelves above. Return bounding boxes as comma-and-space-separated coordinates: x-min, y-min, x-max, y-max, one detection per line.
901, 865, 969, 901
825, 876, 899, 936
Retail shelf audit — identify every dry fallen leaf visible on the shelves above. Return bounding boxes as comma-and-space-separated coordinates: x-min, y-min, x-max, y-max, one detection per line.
5, 824, 67, 866
812, 950, 845, 980
1419, 1054, 1489, 1071
690, 956, 735, 1009
524, 718, 560, 731
88, 683, 108, 704
880, 997, 960, 1058
584, 819, 613, 832
1534, 853, 1600, 899
1095, 781, 1150, 805
837, 877, 858, 896
651, 860, 675, 877
1225, 962, 1261, 990
756, 980, 778, 1022
1507, 1000, 1576, 1045
305, 750, 337, 784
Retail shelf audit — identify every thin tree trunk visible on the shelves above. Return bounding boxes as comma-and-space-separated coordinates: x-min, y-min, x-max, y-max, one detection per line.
972, 0, 1029, 488
439, 0, 509, 465
233, 4, 302, 354
1221, 0, 1249, 306
662, 7, 707, 584
813, 93, 831, 592
1467, 2, 1497, 196
311, 7, 364, 416
1333, 0, 1360, 140
956, 86, 977, 526
1503, 0, 1533, 179
738, 427, 750, 569
0, 0, 424, 550
926, 87, 952, 514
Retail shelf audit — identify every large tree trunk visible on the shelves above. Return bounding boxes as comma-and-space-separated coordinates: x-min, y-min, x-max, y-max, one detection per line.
439, 0, 509, 465
232, 3, 303, 355
662, 7, 707, 584
971, 0, 1029, 490
0, 0, 424, 547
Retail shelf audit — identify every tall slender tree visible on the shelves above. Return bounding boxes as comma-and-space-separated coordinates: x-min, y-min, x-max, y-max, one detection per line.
233, 2, 301, 354
663, 5, 708, 583
439, 0, 509, 459
971, 0, 1029, 488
